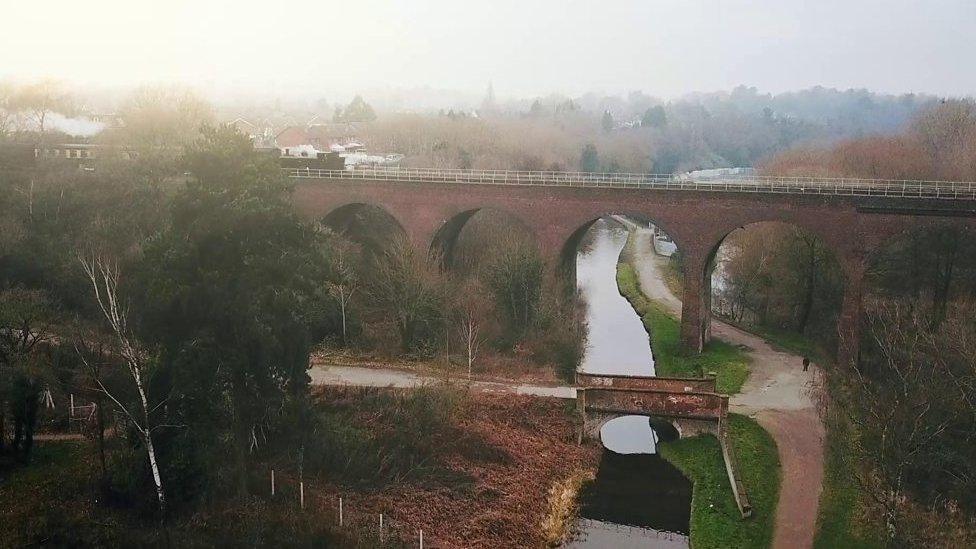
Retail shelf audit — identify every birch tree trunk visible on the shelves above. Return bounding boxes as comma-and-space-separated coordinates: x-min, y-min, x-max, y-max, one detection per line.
80, 255, 167, 516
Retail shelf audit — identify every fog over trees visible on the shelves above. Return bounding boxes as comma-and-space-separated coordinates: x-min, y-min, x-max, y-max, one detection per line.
0, 69, 974, 546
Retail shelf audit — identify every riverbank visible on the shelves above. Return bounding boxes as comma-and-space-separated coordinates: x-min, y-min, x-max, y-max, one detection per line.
620, 221, 826, 549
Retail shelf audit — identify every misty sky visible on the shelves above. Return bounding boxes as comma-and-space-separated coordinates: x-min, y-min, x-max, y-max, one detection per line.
4, 0, 974, 100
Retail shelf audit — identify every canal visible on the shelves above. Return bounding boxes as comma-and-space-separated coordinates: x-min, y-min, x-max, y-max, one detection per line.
568, 218, 692, 548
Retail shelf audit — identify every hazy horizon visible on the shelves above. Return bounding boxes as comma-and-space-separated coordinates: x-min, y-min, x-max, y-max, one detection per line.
4, 0, 975, 105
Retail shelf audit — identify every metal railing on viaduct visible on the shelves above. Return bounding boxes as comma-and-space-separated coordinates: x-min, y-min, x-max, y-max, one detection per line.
286, 167, 976, 201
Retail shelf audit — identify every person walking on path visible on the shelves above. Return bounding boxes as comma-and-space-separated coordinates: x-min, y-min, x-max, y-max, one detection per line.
802, 357, 810, 372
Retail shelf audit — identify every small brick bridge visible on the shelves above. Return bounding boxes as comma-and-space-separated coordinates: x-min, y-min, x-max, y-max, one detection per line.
291, 167, 976, 366
576, 371, 753, 518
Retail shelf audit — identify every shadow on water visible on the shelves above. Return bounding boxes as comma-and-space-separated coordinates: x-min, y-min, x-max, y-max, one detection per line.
568, 416, 692, 548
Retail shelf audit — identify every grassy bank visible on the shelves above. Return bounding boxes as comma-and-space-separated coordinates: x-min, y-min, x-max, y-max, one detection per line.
659, 414, 780, 549
813, 378, 884, 549
616, 262, 750, 394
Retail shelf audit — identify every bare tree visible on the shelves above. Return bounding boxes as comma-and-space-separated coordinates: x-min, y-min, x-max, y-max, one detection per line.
456, 288, 487, 377
10, 80, 74, 133
328, 243, 358, 346
78, 254, 167, 516
0, 82, 14, 136
847, 299, 970, 543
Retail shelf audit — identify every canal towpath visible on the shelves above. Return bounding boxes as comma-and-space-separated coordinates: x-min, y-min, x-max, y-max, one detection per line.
618, 216, 825, 549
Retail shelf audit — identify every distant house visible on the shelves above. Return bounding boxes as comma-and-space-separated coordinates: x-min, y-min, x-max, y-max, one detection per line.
229, 117, 258, 138
36, 143, 99, 161
1, 142, 108, 170
305, 122, 360, 147
279, 145, 345, 170
275, 126, 311, 149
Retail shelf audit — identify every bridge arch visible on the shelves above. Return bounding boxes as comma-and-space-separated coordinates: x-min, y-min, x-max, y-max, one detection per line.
321, 202, 407, 254
557, 212, 684, 282
692, 220, 847, 359
586, 414, 682, 448
427, 207, 538, 269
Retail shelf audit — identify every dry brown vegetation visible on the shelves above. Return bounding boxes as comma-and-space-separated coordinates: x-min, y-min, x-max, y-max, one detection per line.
761, 99, 976, 181
309, 387, 598, 548
362, 112, 655, 172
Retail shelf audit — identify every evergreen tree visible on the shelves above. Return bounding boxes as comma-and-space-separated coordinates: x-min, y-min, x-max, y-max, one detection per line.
580, 143, 599, 172
601, 110, 614, 132
641, 105, 667, 128
334, 95, 377, 122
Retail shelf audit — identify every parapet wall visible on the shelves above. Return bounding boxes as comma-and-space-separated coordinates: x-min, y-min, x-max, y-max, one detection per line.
580, 387, 727, 421
577, 371, 717, 393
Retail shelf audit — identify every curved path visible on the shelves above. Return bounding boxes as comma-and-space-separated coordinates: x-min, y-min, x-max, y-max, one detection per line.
618, 218, 825, 549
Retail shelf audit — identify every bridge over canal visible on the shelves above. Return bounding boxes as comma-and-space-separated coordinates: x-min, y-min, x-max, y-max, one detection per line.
290, 167, 976, 366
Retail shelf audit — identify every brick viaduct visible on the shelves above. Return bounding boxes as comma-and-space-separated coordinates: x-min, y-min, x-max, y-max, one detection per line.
291, 174, 976, 366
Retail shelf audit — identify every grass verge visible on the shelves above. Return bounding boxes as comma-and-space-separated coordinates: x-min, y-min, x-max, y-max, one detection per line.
616, 262, 750, 394
813, 385, 884, 549
659, 414, 780, 549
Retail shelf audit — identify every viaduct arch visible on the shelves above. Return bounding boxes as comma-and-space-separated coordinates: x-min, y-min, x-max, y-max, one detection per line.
291, 171, 976, 366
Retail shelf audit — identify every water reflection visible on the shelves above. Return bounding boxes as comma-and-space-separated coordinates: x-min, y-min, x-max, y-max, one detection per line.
576, 219, 655, 376
600, 415, 658, 454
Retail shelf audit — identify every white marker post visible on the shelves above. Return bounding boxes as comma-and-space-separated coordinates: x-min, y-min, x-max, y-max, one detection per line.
419, 529, 424, 549
379, 514, 384, 542
339, 497, 343, 526
271, 469, 275, 496
300, 481, 305, 510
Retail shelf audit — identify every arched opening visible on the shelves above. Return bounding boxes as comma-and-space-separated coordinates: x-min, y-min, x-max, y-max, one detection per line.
561, 214, 682, 377
321, 203, 406, 255
426, 208, 575, 380
429, 208, 537, 271
708, 221, 845, 355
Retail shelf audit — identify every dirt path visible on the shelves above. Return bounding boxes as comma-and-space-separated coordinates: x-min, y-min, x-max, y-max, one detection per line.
620, 219, 825, 549
309, 364, 576, 399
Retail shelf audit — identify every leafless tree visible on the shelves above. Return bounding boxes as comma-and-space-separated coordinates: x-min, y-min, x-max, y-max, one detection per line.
10, 80, 74, 133
0, 82, 15, 137
78, 254, 167, 516
455, 282, 487, 377
847, 299, 974, 543
328, 243, 358, 346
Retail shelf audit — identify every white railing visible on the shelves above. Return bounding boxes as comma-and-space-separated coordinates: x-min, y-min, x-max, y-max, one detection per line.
284, 167, 976, 200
